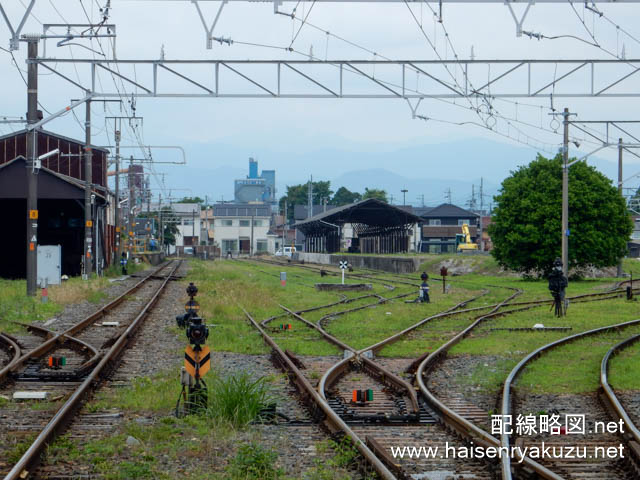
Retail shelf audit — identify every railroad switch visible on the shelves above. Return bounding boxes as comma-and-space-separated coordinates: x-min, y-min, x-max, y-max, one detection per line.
47, 356, 66, 369
351, 389, 374, 403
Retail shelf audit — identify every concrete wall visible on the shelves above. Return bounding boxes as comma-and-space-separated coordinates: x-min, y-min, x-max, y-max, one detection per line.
136, 252, 165, 265
298, 252, 420, 274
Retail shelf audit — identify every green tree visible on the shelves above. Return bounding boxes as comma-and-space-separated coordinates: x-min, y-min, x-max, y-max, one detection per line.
362, 188, 388, 203
279, 181, 333, 220
177, 196, 204, 205
489, 154, 633, 275
331, 186, 362, 205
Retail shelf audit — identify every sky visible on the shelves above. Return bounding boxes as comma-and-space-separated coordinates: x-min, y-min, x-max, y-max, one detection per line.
1, 0, 640, 205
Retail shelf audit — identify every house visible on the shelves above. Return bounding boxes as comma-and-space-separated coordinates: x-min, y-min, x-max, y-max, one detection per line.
419, 204, 480, 253
212, 202, 271, 254
200, 208, 214, 246
172, 203, 202, 249
481, 215, 493, 251
267, 214, 296, 254
628, 215, 640, 258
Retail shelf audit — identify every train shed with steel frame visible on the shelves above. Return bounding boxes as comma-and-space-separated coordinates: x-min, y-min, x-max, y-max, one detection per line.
294, 198, 421, 254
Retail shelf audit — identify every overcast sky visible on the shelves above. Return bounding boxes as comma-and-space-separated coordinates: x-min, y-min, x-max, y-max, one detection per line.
1, 0, 640, 202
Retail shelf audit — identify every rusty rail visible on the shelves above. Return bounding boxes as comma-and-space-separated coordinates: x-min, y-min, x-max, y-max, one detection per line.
601, 333, 640, 443
0, 261, 171, 383
4, 260, 181, 480
280, 305, 421, 414
0, 333, 21, 380
14, 322, 100, 375
500, 317, 640, 480
414, 288, 566, 480
242, 307, 397, 480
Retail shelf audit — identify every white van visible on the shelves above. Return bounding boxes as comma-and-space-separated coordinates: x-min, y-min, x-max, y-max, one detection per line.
275, 246, 296, 257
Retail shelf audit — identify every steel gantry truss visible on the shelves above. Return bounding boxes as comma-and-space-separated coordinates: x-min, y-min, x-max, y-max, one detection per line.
30, 58, 640, 100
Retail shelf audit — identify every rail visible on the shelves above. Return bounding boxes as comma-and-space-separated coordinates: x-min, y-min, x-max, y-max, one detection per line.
242, 307, 397, 480
4, 260, 181, 480
500, 317, 640, 480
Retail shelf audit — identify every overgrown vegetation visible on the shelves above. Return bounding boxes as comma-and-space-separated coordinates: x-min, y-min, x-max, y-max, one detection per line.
206, 371, 274, 427
0, 260, 151, 333
490, 154, 633, 275
227, 443, 283, 479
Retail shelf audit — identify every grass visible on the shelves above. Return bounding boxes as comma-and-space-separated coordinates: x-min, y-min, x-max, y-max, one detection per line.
516, 327, 640, 393
237, 258, 640, 395
0, 261, 150, 333
206, 370, 274, 427
88, 369, 179, 414
46, 417, 238, 480
185, 259, 397, 354
227, 443, 283, 480
609, 341, 640, 391
185, 258, 640, 394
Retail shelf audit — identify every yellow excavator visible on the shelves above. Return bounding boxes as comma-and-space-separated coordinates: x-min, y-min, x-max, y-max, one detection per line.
456, 224, 479, 252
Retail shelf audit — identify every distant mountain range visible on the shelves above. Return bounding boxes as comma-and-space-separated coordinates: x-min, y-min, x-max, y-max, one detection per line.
150, 137, 629, 207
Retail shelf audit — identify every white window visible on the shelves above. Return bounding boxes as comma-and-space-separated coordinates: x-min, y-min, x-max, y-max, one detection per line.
256, 240, 268, 252
428, 219, 441, 226
183, 218, 194, 226
253, 219, 263, 227
458, 219, 470, 226
239, 220, 250, 227
217, 219, 233, 226
222, 239, 238, 252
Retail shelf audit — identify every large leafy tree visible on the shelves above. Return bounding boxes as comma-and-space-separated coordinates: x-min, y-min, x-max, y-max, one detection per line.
362, 188, 388, 203
331, 186, 362, 205
279, 181, 333, 219
489, 154, 632, 275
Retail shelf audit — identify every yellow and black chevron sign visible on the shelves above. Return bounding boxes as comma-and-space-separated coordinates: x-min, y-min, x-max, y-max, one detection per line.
184, 345, 211, 379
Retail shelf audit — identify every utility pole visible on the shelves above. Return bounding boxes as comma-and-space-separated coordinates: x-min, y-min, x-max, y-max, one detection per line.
618, 138, 624, 278
250, 212, 255, 256
25, 37, 38, 296
159, 193, 163, 254
417, 194, 425, 207
307, 176, 313, 219
401, 189, 408, 206
282, 201, 287, 251
470, 184, 476, 210
561, 108, 570, 277
192, 208, 196, 256
479, 178, 485, 251
128, 156, 134, 255
445, 188, 452, 204
114, 125, 121, 264
83, 99, 93, 279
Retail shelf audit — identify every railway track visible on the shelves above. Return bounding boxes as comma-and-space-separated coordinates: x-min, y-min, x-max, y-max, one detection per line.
241, 257, 640, 480
244, 264, 520, 479
0, 260, 182, 480
501, 319, 640, 480
602, 334, 640, 477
